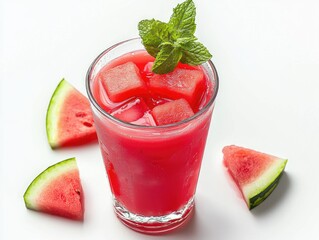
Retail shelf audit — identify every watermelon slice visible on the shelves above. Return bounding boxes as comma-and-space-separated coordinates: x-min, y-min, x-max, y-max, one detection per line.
223, 145, 287, 209
149, 68, 205, 108
23, 158, 84, 220
46, 79, 97, 149
151, 98, 194, 126
100, 62, 147, 102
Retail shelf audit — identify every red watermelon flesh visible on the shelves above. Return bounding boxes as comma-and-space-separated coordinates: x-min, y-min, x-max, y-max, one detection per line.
223, 145, 275, 187
23, 158, 84, 220
46, 79, 97, 148
149, 68, 205, 109
37, 170, 83, 220
223, 145, 288, 209
100, 62, 147, 102
151, 98, 194, 126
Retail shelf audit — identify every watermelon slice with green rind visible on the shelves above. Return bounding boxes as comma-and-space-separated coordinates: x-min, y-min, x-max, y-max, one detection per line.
46, 79, 97, 148
23, 158, 84, 220
223, 145, 287, 209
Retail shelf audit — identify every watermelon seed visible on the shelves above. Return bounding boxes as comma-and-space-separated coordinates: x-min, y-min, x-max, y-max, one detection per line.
76, 112, 87, 117
60, 193, 66, 203
83, 122, 93, 127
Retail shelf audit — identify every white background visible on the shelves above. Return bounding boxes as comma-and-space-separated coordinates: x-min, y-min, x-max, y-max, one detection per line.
1, 0, 319, 239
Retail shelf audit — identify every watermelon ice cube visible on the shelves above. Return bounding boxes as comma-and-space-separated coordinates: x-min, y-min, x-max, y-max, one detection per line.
95, 79, 132, 112
23, 158, 84, 220
149, 68, 205, 108
100, 62, 147, 102
111, 98, 156, 126
151, 98, 194, 126
223, 145, 288, 209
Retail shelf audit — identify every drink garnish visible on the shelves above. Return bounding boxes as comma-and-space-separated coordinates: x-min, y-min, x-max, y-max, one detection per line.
138, 0, 212, 74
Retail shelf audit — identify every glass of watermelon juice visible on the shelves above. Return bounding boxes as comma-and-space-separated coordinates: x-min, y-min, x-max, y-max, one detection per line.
86, 38, 218, 233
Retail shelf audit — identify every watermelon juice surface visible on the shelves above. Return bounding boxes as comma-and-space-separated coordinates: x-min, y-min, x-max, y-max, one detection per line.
86, 38, 218, 233
93, 51, 211, 212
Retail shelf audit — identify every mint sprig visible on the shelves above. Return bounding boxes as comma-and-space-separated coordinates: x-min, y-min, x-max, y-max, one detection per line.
138, 0, 212, 74
168, 0, 196, 38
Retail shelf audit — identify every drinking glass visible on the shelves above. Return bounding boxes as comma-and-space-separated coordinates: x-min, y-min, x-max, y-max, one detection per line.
86, 38, 219, 233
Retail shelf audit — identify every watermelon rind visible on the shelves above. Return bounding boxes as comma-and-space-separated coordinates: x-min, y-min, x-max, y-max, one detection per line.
46, 79, 74, 148
243, 158, 287, 209
223, 145, 288, 210
23, 157, 83, 219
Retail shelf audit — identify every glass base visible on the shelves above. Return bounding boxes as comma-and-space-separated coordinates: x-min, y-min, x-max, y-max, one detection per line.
113, 197, 195, 234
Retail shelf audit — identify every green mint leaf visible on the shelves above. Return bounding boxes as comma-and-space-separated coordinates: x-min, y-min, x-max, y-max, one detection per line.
138, 19, 172, 57
152, 44, 182, 74
138, 0, 212, 74
175, 36, 197, 46
169, 0, 196, 38
180, 41, 212, 65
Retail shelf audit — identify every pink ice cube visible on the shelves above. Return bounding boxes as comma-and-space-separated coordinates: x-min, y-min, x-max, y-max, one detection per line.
111, 98, 156, 126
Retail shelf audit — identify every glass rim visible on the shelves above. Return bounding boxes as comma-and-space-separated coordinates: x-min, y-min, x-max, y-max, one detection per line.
85, 37, 219, 129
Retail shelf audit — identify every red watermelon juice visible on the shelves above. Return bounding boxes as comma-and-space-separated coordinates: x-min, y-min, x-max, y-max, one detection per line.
86, 38, 219, 233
